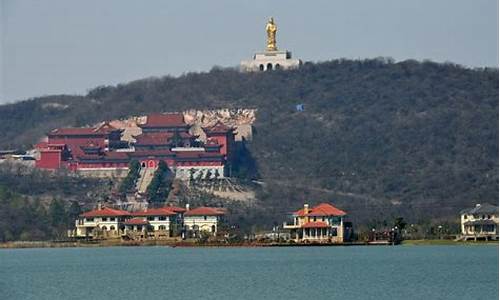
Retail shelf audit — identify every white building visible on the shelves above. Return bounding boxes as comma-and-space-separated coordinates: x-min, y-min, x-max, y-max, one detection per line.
72, 206, 186, 239
74, 207, 131, 238
183, 206, 226, 237
241, 50, 301, 72
283, 203, 351, 243
460, 203, 498, 241
70, 205, 228, 240
125, 207, 185, 238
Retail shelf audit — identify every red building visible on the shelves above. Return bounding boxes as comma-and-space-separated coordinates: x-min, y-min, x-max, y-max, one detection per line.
47, 122, 123, 152
204, 121, 236, 160
138, 113, 189, 133
35, 113, 235, 179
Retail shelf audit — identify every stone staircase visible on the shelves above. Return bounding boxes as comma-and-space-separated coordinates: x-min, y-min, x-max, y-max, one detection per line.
136, 167, 156, 194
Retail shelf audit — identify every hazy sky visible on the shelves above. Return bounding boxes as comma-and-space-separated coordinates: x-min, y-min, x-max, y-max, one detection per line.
1, 0, 498, 103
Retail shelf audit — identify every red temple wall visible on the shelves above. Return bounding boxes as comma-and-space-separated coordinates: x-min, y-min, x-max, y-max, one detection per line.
207, 134, 228, 156
36, 151, 61, 169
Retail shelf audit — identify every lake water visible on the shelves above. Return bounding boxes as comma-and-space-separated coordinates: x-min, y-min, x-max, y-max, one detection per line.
0, 245, 497, 300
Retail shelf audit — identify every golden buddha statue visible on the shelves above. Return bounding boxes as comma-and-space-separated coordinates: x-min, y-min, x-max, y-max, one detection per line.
266, 17, 277, 51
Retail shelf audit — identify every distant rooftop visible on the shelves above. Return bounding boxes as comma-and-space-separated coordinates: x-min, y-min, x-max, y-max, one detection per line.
460, 203, 498, 215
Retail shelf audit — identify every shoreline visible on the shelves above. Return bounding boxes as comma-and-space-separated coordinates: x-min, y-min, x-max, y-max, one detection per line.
0, 239, 497, 249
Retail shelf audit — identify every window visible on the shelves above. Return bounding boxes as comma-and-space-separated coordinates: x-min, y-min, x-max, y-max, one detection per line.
110, 218, 115, 222
204, 216, 207, 220
159, 216, 167, 221
159, 225, 166, 230
313, 217, 317, 222
86, 218, 94, 222
101, 226, 108, 231
110, 226, 115, 231
147, 216, 155, 221
331, 228, 338, 237
330, 217, 341, 225
464, 215, 467, 220
102, 217, 108, 222
487, 215, 491, 219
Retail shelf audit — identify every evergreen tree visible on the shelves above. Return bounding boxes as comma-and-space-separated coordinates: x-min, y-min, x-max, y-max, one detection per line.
205, 170, 212, 181
170, 131, 183, 147
119, 160, 141, 194
189, 168, 196, 182
67, 201, 82, 227
48, 198, 66, 228
146, 161, 172, 203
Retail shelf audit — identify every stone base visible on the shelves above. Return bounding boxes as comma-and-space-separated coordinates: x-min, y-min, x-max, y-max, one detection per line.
77, 168, 129, 178
241, 50, 301, 72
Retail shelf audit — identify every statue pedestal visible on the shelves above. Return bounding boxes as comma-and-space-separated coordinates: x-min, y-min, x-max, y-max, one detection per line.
240, 50, 301, 72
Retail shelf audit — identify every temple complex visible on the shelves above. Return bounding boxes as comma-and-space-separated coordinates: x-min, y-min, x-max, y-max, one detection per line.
35, 113, 236, 179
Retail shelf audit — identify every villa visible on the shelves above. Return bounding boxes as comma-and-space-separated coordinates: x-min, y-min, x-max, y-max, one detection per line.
183, 206, 226, 238
460, 203, 498, 241
70, 204, 225, 240
283, 203, 352, 243
74, 207, 131, 238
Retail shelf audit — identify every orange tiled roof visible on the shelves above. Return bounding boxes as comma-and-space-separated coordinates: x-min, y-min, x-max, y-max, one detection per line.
165, 206, 187, 213
81, 207, 131, 217
184, 207, 226, 216
301, 221, 330, 228
132, 208, 177, 216
294, 203, 346, 217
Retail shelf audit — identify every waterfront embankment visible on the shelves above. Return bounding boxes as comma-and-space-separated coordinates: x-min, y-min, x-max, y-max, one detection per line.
1, 239, 497, 249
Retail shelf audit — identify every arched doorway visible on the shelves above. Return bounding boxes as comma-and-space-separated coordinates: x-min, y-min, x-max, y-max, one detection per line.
266, 63, 273, 71
259, 64, 264, 71
141, 162, 146, 168
147, 160, 155, 168
275, 64, 280, 70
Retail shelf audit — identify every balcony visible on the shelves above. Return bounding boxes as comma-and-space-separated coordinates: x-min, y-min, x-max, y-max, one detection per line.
283, 222, 300, 229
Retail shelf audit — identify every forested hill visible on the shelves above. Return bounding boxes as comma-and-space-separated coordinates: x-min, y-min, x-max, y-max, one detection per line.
0, 59, 498, 223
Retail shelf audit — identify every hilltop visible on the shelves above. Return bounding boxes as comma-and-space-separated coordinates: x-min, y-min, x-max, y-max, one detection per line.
0, 58, 498, 233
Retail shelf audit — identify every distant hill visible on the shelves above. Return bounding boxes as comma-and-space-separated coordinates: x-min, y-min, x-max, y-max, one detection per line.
0, 58, 498, 227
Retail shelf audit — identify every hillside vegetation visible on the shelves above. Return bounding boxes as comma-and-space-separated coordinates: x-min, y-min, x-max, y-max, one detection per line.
0, 58, 497, 229
0, 163, 111, 241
